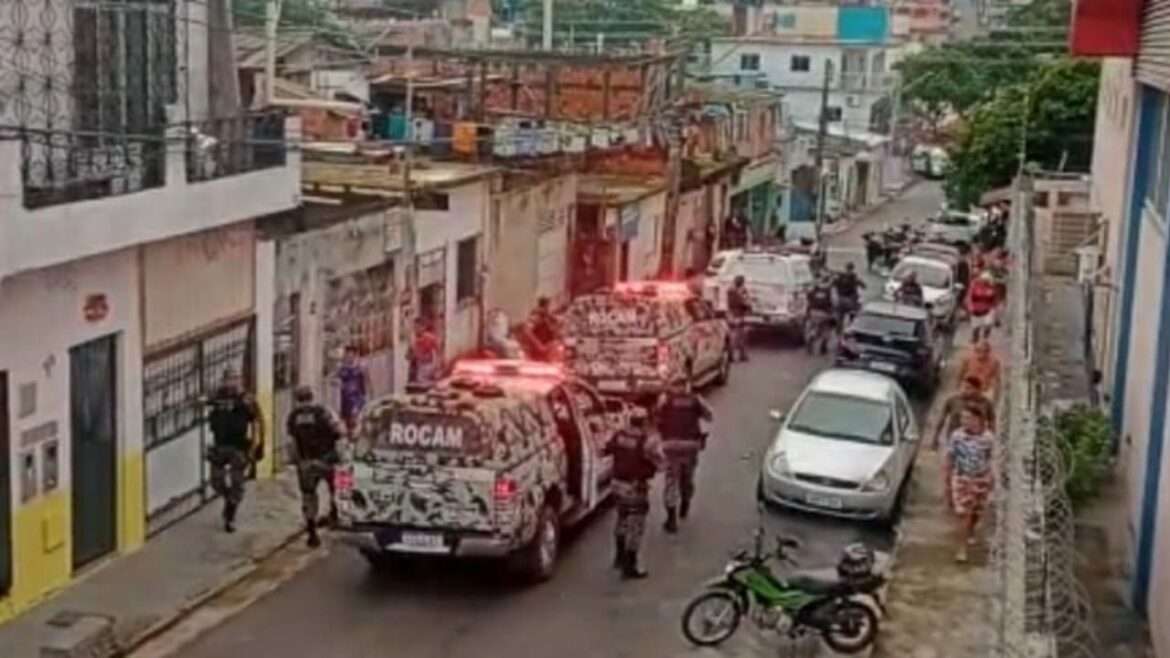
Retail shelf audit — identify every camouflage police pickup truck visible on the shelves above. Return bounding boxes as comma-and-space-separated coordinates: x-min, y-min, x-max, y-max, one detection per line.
333, 360, 629, 581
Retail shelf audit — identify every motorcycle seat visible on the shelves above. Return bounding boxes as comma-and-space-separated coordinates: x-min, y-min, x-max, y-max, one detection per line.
786, 572, 846, 595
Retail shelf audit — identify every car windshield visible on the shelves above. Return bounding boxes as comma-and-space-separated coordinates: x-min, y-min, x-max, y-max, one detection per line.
892, 261, 950, 289
851, 313, 922, 339
787, 391, 893, 445
731, 258, 809, 286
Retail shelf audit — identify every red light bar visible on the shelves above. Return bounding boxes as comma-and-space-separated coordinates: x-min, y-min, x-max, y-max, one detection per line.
613, 281, 693, 298
451, 359, 564, 379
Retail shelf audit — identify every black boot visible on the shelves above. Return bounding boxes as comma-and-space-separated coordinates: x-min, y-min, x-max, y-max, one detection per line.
663, 507, 678, 534
621, 550, 648, 580
612, 536, 626, 569
680, 497, 691, 520
306, 520, 321, 548
223, 502, 237, 533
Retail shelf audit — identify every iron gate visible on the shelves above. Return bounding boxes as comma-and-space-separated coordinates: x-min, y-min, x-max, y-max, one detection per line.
142, 319, 254, 536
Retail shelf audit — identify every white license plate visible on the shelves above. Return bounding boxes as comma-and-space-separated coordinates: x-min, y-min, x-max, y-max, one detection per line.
395, 532, 447, 553
870, 361, 898, 374
597, 380, 628, 392
806, 494, 844, 510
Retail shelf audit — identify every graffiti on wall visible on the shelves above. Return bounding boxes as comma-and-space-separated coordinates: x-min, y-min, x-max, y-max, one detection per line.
322, 263, 396, 378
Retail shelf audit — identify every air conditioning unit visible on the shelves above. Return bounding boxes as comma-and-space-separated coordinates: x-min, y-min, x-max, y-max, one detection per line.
845, 95, 862, 108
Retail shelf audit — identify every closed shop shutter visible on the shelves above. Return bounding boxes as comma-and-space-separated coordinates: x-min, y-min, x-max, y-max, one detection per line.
1138, 0, 1170, 92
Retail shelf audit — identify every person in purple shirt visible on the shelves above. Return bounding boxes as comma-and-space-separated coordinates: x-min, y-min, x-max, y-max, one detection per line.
336, 345, 370, 436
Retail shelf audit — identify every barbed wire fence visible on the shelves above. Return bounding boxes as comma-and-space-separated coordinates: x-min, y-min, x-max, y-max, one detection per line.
989, 175, 1100, 658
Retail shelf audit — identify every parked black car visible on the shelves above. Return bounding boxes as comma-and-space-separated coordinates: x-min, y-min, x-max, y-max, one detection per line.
834, 301, 944, 395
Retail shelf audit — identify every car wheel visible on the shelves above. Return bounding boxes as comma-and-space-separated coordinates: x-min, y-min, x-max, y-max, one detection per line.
714, 347, 732, 386
519, 504, 560, 582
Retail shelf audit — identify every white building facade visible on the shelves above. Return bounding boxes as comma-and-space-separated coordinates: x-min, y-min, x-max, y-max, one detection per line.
0, 0, 300, 621
711, 38, 899, 135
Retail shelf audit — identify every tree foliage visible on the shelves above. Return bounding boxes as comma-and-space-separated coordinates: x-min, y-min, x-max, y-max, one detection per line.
895, 42, 1057, 131
944, 59, 1099, 208
1004, 0, 1072, 29
233, 0, 359, 49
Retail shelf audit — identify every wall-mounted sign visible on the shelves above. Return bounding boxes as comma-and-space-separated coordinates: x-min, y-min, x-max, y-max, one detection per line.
83, 293, 109, 323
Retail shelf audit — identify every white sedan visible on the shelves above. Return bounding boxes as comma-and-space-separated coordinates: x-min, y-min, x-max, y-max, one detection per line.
757, 369, 921, 523
882, 255, 961, 326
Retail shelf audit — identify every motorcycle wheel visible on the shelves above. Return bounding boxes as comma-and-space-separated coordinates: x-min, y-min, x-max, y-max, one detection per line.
820, 600, 879, 654
681, 590, 742, 647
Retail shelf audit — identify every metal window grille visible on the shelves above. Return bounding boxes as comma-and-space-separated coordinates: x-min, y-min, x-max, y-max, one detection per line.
3, 0, 181, 208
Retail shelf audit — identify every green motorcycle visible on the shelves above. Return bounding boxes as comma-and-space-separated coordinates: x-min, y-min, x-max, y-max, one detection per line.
680, 529, 884, 654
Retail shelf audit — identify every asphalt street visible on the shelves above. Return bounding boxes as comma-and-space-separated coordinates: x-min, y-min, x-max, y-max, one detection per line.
160, 183, 946, 658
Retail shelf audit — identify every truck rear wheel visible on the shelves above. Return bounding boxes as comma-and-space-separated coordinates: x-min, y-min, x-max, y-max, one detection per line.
518, 504, 560, 582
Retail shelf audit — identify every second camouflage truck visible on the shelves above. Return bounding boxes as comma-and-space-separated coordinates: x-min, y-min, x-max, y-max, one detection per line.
332, 360, 628, 581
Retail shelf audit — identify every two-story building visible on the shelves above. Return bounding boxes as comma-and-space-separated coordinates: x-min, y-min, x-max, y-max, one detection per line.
0, 0, 301, 620
1072, 0, 1170, 652
709, 5, 902, 135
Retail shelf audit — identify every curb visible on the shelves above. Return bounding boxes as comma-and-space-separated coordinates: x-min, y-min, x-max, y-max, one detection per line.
114, 527, 307, 658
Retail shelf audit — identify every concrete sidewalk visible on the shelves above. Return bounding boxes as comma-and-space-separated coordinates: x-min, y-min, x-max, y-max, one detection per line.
873, 330, 1001, 658
822, 179, 923, 237
0, 473, 305, 658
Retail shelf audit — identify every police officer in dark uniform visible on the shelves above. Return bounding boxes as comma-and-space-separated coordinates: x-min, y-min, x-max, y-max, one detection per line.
832, 261, 866, 326
656, 380, 713, 533
527, 297, 560, 362
286, 386, 346, 548
604, 406, 664, 580
727, 276, 752, 361
206, 369, 265, 533
805, 276, 835, 355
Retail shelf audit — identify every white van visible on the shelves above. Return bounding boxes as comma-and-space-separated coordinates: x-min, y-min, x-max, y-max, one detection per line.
701, 247, 815, 334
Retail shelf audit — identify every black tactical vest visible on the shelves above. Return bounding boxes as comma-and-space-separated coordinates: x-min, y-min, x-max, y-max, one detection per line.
659, 393, 703, 440
287, 404, 339, 460
611, 431, 656, 482
207, 391, 253, 449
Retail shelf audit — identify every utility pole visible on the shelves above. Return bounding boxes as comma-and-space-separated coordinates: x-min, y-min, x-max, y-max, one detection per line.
404, 45, 415, 143
888, 72, 904, 190
542, 0, 554, 50
812, 58, 833, 243
264, 0, 283, 106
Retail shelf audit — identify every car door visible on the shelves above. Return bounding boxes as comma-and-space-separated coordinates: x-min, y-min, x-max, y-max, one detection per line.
703, 299, 729, 357
894, 388, 920, 476
890, 392, 914, 480
683, 298, 718, 375
565, 382, 614, 510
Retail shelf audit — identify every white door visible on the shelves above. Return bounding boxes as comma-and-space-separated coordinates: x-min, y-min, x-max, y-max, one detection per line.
537, 221, 568, 303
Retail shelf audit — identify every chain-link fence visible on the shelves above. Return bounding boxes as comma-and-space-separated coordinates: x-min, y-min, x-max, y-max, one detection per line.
989, 177, 1099, 658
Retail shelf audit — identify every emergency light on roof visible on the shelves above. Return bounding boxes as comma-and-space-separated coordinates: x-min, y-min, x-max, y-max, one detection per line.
451, 360, 564, 379
613, 281, 693, 298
